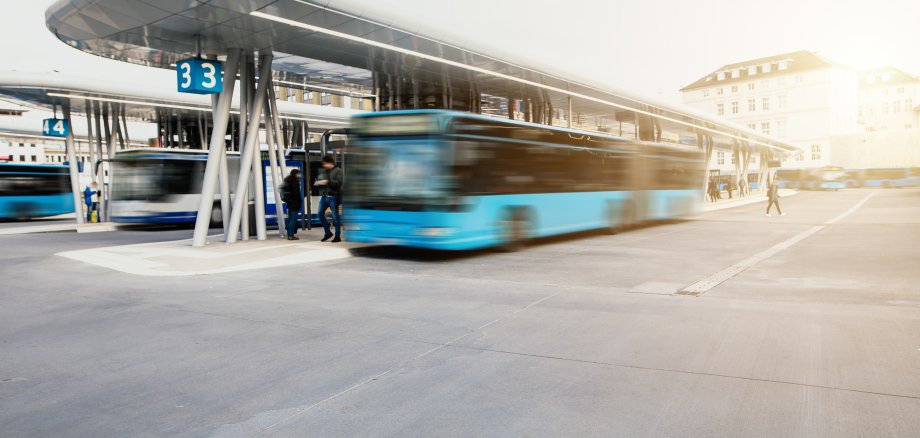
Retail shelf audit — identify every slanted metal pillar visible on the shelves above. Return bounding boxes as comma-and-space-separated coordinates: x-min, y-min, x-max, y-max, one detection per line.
212, 90, 232, 236
92, 101, 107, 221
61, 102, 85, 224
267, 84, 288, 176
263, 98, 286, 237
192, 50, 240, 247
226, 52, 273, 244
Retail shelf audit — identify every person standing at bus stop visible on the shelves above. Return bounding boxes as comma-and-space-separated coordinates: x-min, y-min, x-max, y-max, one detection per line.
315, 154, 343, 242
765, 179, 785, 217
83, 182, 98, 223
281, 169, 302, 240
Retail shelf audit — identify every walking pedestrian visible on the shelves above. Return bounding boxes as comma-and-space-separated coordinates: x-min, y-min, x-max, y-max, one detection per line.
315, 154, 343, 242
765, 179, 785, 217
739, 179, 747, 197
281, 169, 303, 240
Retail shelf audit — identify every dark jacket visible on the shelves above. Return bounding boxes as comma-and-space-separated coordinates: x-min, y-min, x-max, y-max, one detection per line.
323, 166, 343, 198
282, 174, 302, 210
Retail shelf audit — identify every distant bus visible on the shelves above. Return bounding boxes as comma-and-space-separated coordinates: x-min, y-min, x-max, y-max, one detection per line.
856, 168, 920, 188
818, 166, 846, 190
0, 163, 74, 220
110, 148, 304, 227
110, 149, 239, 225
346, 110, 704, 251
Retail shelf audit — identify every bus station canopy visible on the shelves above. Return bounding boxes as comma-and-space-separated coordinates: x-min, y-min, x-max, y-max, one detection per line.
45, 0, 801, 154
0, 71, 355, 129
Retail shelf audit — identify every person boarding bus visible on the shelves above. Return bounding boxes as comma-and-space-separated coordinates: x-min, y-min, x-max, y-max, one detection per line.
315, 154, 343, 242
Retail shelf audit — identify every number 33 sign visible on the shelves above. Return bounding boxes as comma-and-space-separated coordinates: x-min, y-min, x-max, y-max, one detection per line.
176, 59, 223, 94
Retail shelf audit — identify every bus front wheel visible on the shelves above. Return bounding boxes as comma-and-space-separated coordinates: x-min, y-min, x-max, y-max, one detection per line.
209, 203, 222, 228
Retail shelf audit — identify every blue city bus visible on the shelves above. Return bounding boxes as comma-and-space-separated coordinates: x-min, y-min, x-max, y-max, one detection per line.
818, 166, 846, 190
345, 110, 703, 250
860, 168, 920, 188
0, 163, 74, 220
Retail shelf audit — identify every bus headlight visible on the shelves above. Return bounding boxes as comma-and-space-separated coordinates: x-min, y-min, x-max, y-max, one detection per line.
413, 227, 456, 237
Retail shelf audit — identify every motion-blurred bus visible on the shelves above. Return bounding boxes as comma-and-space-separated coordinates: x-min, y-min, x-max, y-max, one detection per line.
346, 110, 704, 250
846, 168, 920, 188
110, 149, 240, 225
774, 166, 845, 190
110, 148, 304, 227
0, 163, 74, 220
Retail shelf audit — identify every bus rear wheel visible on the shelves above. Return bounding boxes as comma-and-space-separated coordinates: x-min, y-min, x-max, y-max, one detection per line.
499, 209, 531, 252
209, 203, 222, 228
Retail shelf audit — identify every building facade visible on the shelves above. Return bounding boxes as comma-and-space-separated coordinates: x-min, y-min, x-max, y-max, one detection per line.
858, 67, 920, 132
681, 51, 860, 172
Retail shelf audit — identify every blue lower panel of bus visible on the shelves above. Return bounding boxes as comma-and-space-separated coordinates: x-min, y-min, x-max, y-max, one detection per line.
114, 211, 198, 224
0, 194, 74, 219
346, 190, 700, 250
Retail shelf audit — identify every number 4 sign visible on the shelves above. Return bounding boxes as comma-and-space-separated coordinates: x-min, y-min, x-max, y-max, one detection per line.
176, 58, 223, 94
42, 118, 70, 138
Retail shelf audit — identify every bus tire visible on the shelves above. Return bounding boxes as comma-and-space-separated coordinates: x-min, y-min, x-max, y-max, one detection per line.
13, 203, 36, 221
209, 203, 222, 228
499, 208, 531, 252
620, 201, 637, 232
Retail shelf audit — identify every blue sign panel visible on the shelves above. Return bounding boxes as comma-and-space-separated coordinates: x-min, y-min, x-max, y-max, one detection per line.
42, 118, 70, 137
176, 58, 223, 94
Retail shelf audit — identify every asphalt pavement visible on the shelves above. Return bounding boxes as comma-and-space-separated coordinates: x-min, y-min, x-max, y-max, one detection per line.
1, 189, 918, 437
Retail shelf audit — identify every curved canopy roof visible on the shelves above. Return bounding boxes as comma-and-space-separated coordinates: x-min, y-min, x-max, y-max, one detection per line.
46, 0, 800, 154
0, 71, 355, 129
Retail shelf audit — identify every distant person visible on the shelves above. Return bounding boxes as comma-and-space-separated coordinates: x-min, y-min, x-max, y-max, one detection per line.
707, 180, 718, 202
83, 182, 98, 223
726, 180, 734, 199
765, 179, 785, 217
315, 154, 343, 242
281, 169, 302, 240
739, 179, 747, 197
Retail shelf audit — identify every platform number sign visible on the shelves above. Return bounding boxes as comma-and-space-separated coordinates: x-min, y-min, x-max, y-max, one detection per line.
42, 118, 69, 137
176, 58, 223, 94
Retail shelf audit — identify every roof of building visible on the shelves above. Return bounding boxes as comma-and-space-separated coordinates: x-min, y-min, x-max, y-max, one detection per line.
681, 50, 848, 91
859, 66, 920, 87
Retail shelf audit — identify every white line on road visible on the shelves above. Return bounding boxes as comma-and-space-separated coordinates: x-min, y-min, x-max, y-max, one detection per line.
677, 192, 876, 296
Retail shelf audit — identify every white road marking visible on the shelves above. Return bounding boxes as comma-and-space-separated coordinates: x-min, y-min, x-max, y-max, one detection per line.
677, 192, 875, 295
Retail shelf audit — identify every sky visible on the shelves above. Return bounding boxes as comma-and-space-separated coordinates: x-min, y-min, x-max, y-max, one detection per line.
1, 0, 918, 108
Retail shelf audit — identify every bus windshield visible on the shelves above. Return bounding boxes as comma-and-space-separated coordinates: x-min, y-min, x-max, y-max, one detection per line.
112, 158, 200, 201
350, 114, 455, 209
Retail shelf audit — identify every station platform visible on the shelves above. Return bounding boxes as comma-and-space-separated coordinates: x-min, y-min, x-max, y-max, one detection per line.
702, 188, 796, 212
56, 228, 357, 276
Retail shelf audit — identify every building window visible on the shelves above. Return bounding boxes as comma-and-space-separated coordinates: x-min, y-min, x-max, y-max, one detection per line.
717, 72, 726, 80
731, 85, 738, 93
811, 145, 821, 160
748, 66, 757, 76
761, 122, 770, 135
777, 94, 787, 109
777, 120, 787, 137
858, 105, 863, 117
731, 101, 739, 114
747, 83, 755, 91
731, 68, 741, 78
894, 101, 901, 113
321, 93, 332, 106
907, 99, 913, 110
748, 99, 756, 112
30, 155, 36, 162
19, 155, 25, 162
795, 75, 804, 83
778, 60, 789, 70
717, 87, 724, 95
717, 151, 725, 164
730, 153, 735, 164
762, 97, 770, 111
703, 89, 709, 97
716, 103, 724, 116
897, 87, 905, 94
762, 63, 772, 73
882, 102, 889, 114
748, 123, 756, 130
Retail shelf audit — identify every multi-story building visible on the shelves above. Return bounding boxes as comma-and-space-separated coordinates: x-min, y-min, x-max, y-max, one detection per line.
858, 67, 920, 131
681, 50, 860, 171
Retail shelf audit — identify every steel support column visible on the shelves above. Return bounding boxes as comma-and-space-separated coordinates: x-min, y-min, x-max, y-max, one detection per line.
263, 98, 286, 238
226, 52, 273, 244
191, 50, 240, 247
61, 102, 85, 224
